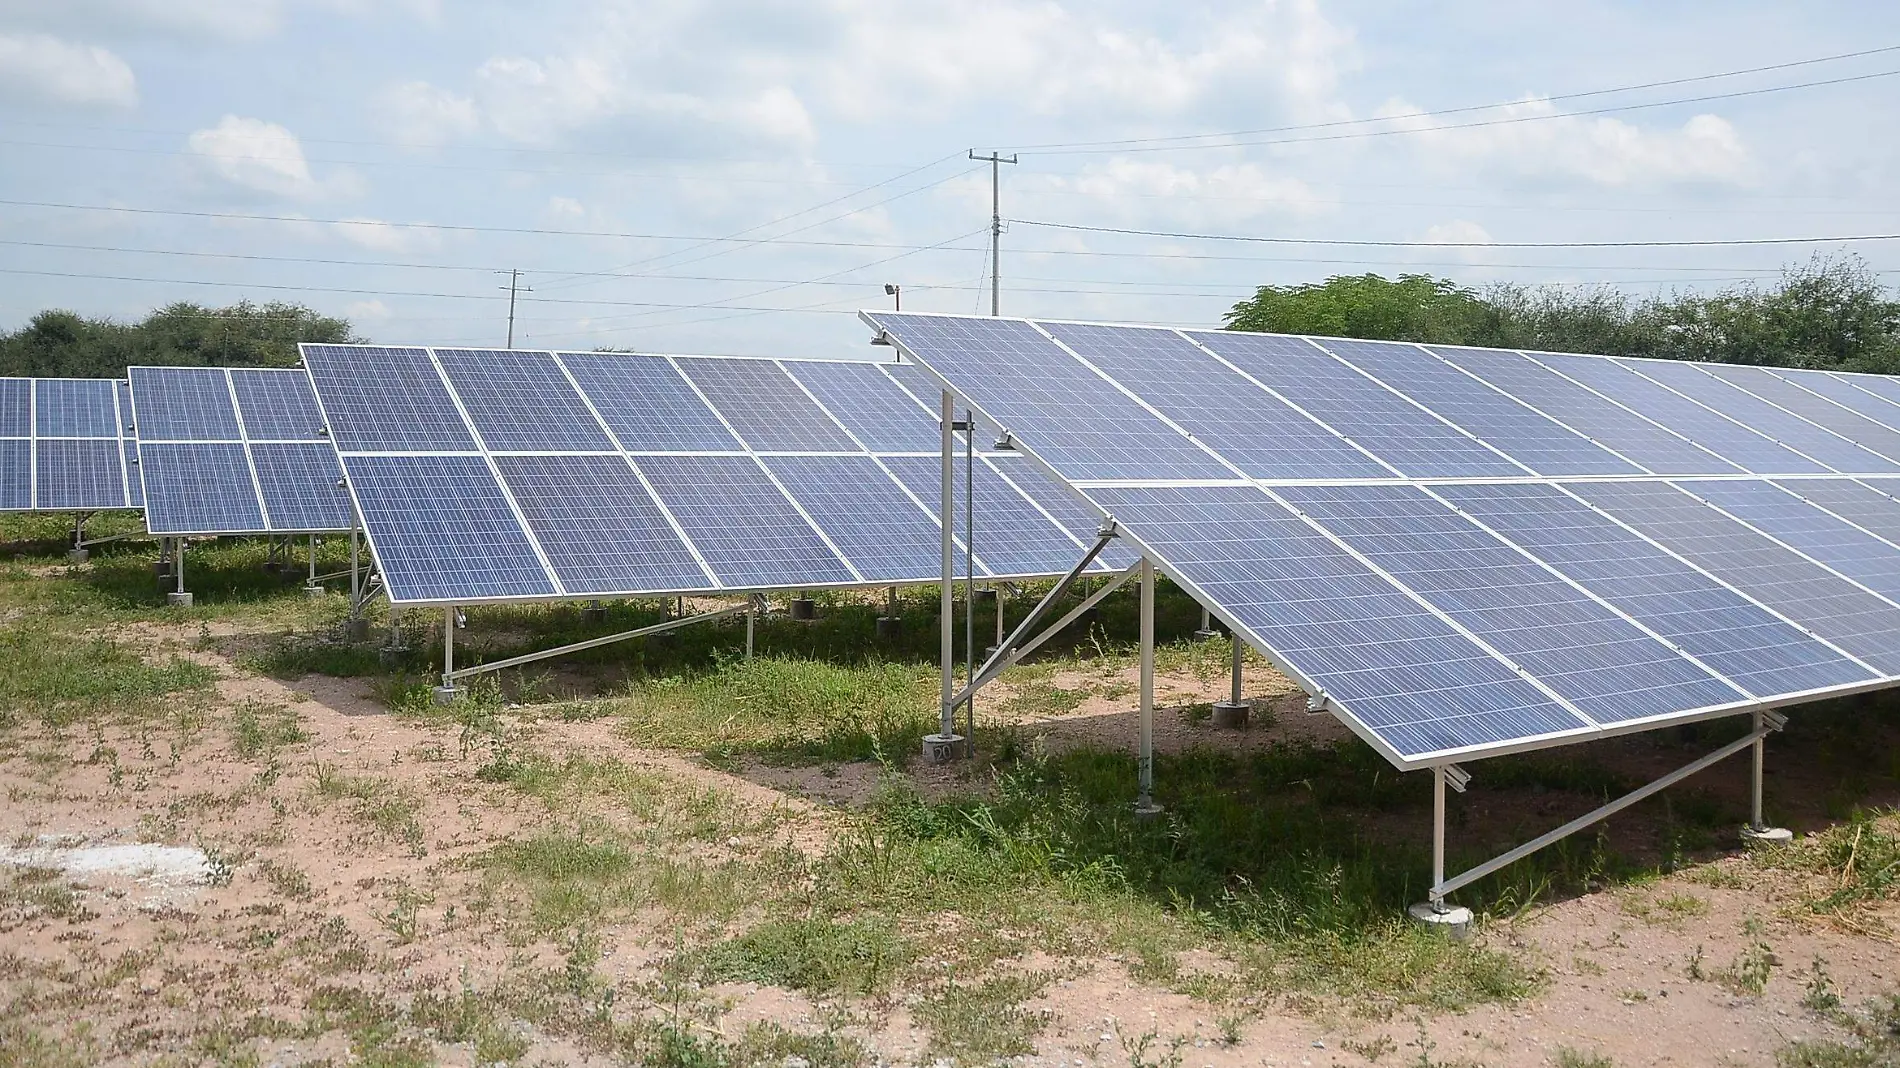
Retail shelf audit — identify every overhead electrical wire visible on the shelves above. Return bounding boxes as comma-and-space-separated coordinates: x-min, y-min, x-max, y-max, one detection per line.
1009, 218, 1900, 249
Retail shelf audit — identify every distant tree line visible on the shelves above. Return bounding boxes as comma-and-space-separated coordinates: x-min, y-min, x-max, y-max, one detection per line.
0, 302, 357, 378
1224, 254, 1900, 375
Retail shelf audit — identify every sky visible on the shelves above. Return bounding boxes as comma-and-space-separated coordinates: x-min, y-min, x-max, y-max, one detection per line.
0, 0, 1897, 358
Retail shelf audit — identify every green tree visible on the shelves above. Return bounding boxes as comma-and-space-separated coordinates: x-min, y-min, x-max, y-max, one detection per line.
0, 301, 357, 378
1223, 272, 1504, 345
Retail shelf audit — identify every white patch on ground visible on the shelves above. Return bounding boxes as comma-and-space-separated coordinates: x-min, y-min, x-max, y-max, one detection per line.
2, 836, 212, 906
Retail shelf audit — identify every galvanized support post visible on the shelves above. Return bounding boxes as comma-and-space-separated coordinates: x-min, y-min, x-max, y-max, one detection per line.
304, 534, 322, 598
745, 595, 755, 660
1212, 629, 1250, 728
1134, 557, 1161, 817
925, 388, 963, 763
1194, 606, 1217, 640
166, 537, 191, 606
1742, 708, 1792, 845
964, 409, 976, 752
1410, 766, 1474, 934
434, 605, 462, 703
344, 523, 369, 640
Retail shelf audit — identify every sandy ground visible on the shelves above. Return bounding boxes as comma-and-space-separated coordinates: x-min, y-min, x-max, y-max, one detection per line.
4, 617, 1899, 1066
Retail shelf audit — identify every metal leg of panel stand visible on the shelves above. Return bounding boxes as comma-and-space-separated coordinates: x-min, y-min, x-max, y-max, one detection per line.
166, 538, 193, 607
745, 596, 756, 660
582, 598, 606, 624
68, 514, 89, 564
1133, 558, 1163, 818
380, 605, 408, 665
344, 526, 369, 641
154, 536, 171, 588
1741, 710, 1793, 845
1410, 767, 1474, 935
434, 606, 463, 703
876, 586, 901, 640
304, 535, 324, 599
1212, 630, 1250, 728
1193, 606, 1217, 640
963, 410, 976, 755
923, 388, 964, 765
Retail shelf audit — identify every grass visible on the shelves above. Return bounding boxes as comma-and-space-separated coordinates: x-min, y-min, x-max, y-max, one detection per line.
1753, 810, 1900, 934
692, 916, 914, 998
312, 765, 426, 851
1780, 993, 1900, 1066
0, 626, 214, 730
228, 698, 308, 759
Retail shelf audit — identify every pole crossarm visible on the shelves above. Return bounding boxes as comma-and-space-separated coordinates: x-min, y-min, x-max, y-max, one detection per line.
445, 602, 748, 682
1433, 710, 1788, 900
950, 545, 1134, 711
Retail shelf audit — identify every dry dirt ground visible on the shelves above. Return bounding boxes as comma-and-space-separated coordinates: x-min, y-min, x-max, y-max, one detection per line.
6, 614, 1900, 1067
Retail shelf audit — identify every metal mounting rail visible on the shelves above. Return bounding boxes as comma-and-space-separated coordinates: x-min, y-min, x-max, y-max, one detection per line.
950, 541, 1133, 711
1432, 711, 1786, 901
445, 602, 749, 682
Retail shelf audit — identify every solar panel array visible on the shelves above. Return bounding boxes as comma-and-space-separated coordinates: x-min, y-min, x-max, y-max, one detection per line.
127, 366, 352, 535
0, 377, 140, 512
299, 345, 1132, 606
864, 311, 1900, 768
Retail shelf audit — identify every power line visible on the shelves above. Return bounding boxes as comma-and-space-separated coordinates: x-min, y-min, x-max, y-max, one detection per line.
1005, 43, 1900, 152
1009, 218, 1900, 249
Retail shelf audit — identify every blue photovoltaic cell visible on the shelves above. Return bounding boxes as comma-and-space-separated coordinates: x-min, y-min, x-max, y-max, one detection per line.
1435, 482, 1871, 697
879, 360, 1000, 440
1546, 353, 1829, 473
34, 439, 124, 510
1038, 322, 1392, 479
494, 454, 713, 594
0, 439, 27, 509
1571, 481, 1900, 674
139, 443, 265, 533
677, 359, 859, 452
122, 440, 141, 507
114, 380, 133, 432
0, 379, 29, 436
1787, 370, 1900, 428
1187, 331, 1526, 477
1780, 479, 1900, 549
991, 456, 1140, 570
1840, 373, 1900, 413
1323, 338, 1640, 476
868, 313, 1235, 481
35, 379, 119, 438
1682, 480, 1900, 602
345, 454, 555, 601
128, 367, 240, 441
230, 368, 325, 441
881, 454, 1098, 578
763, 455, 957, 581
1696, 364, 1900, 466
1278, 484, 1740, 723
1427, 346, 1737, 475
785, 360, 944, 452
250, 443, 349, 531
1634, 359, 1900, 472
435, 349, 615, 452
635, 455, 855, 588
558, 354, 742, 452
301, 345, 477, 451
1085, 484, 1589, 759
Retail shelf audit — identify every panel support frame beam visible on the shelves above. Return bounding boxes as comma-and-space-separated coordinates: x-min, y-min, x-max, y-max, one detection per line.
442, 601, 750, 684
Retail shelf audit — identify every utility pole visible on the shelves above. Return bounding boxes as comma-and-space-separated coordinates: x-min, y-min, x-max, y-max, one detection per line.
968, 150, 1017, 316
499, 269, 531, 349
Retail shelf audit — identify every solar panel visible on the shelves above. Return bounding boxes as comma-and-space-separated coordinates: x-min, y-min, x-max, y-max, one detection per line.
865, 311, 1900, 768
882, 453, 1098, 577
301, 345, 476, 452
304, 345, 1117, 606
128, 366, 349, 535
0, 378, 136, 512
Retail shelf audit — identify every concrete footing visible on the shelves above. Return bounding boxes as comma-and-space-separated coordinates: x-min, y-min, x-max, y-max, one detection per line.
343, 618, 371, 642
580, 607, 608, 624
1741, 825, 1794, 847
166, 591, 193, 608
789, 598, 816, 621
433, 685, 463, 705
67, 548, 89, 564
1408, 902, 1473, 938
875, 616, 901, 640
1211, 700, 1251, 729
1132, 798, 1165, 820
921, 733, 965, 764
303, 585, 326, 600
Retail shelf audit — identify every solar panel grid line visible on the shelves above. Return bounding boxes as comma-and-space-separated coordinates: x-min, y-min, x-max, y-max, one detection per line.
1408, 344, 1662, 476
1706, 364, 1900, 466
774, 359, 1001, 579
1413, 483, 1754, 701
1762, 480, 1900, 557
1665, 479, 1900, 614
1613, 358, 1884, 474
109, 378, 131, 508
1829, 370, 1900, 415
222, 368, 275, 530
663, 355, 870, 585
1297, 337, 1540, 477
420, 348, 569, 597
1772, 368, 1900, 430
1253, 482, 1600, 729
546, 351, 723, 591
1168, 329, 1402, 477
1024, 320, 1256, 481
26, 379, 33, 507
1507, 350, 1774, 473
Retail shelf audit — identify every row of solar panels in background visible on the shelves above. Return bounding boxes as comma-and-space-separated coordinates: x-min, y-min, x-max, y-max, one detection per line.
299, 345, 1135, 604
0, 378, 141, 511
860, 315, 1900, 482
861, 313, 1900, 768
126, 367, 351, 535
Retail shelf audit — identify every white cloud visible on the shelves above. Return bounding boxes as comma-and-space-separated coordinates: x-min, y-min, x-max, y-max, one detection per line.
376, 80, 480, 144
187, 115, 325, 198
1014, 159, 1326, 227
329, 218, 440, 252
0, 33, 137, 107
1374, 96, 1753, 187
547, 196, 585, 217
343, 299, 393, 321
0, 0, 439, 41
